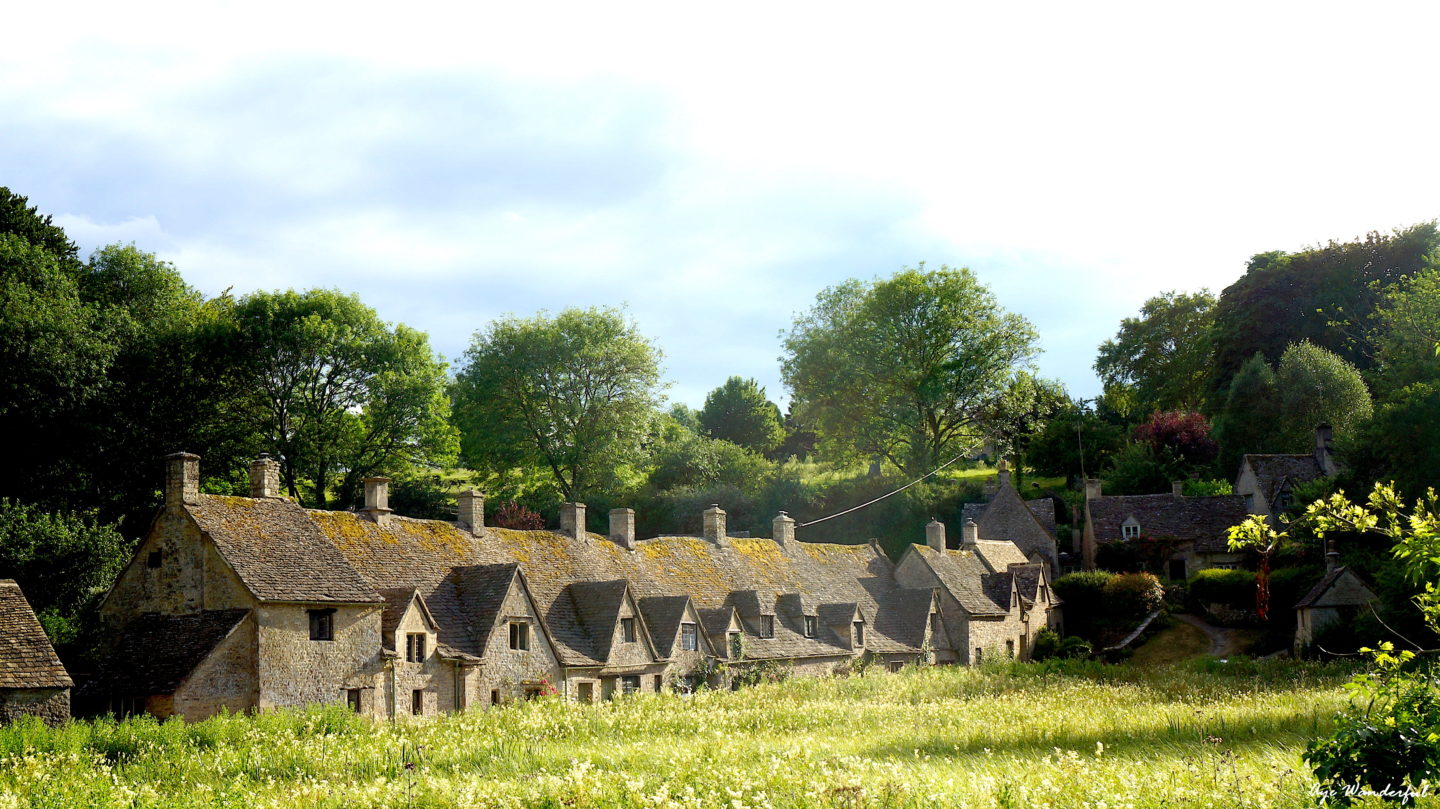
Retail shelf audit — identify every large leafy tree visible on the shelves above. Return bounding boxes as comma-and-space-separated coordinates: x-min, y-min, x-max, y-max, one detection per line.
1027, 403, 1126, 480
1212, 351, 1282, 470
981, 371, 1069, 473
229, 289, 458, 508
698, 376, 784, 454
781, 265, 1037, 476
1274, 340, 1373, 452
1370, 268, 1440, 397
1095, 290, 1216, 415
453, 307, 663, 501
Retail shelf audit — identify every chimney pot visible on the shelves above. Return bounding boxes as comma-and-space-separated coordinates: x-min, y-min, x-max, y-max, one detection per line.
1325, 539, 1341, 573
165, 452, 201, 508
1172, 480, 1185, 498
962, 518, 979, 548
248, 455, 282, 499
609, 507, 635, 549
925, 518, 946, 551
703, 504, 728, 545
457, 489, 485, 534
560, 502, 587, 539
1315, 423, 1338, 476
773, 512, 796, 546
363, 476, 392, 523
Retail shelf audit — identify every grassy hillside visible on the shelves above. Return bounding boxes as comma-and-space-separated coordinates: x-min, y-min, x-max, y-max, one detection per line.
0, 660, 1406, 809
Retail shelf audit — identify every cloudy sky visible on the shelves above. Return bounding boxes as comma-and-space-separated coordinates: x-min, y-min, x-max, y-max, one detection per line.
5, 2, 1438, 407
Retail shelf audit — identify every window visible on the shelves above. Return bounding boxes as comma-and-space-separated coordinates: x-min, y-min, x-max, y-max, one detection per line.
974, 647, 983, 663
653, 675, 663, 692
853, 621, 865, 647
928, 613, 939, 636
1277, 491, 1293, 511
308, 609, 335, 641
509, 621, 530, 651
621, 675, 640, 695
406, 633, 427, 662
490, 689, 500, 706
728, 631, 742, 659
680, 622, 698, 651
759, 614, 774, 638
146, 550, 162, 569
889, 661, 904, 673
1006, 639, 1015, 659
804, 615, 818, 638
1122, 523, 1140, 539
577, 682, 594, 703
621, 617, 636, 643
411, 689, 424, 715
347, 688, 362, 713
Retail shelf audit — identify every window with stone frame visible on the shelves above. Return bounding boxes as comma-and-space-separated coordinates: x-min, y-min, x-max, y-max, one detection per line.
308, 608, 335, 641
509, 620, 530, 651
1006, 639, 1015, 658
928, 612, 939, 636
680, 622, 698, 651
411, 689, 424, 715
804, 615, 818, 638
728, 631, 742, 659
621, 617, 637, 643
147, 550, 162, 569
621, 675, 640, 694
759, 614, 774, 638
405, 633, 426, 663
347, 688, 362, 712
853, 620, 865, 647
1122, 523, 1141, 539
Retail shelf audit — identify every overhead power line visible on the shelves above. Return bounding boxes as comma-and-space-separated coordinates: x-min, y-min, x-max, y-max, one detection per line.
797, 450, 971, 529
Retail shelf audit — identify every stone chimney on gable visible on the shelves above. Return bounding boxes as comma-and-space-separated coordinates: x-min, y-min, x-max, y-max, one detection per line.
703, 504, 728, 545
962, 518, 979, 550
1171, 480, 1185, 498
609, 508, 635, 550
1085, 479, 1103, 501
1325, 539, 1340, 573
362, 476, 392, 524
457, 489, 485, 535
773, 512, 795, 547
996, 458, 1011, 488
249, 454, 281, 499
560, 502, 587, 539
925, 518, 946, 551
165, 452, 201, 508
1315, 423, 1337, 476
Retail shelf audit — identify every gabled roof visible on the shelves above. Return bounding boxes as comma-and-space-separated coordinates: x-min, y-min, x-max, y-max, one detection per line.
1241, 454, 1326, 509
730, 589, 776, 618
817, 602, 861, 627
875, 588, 938, 650
84, 609, 247, 696
971, 540, 1030, 573
1011, 564, 1055, 605
568, 579, 636, 664
188, 496, 382, 604
638, 595, 707, 658
1296, 567, 1377, 609
449, 563, 555, 663
1087, 493, 1249, 553
906, 545, 1009, 616
378, 588, 438, 649
963, 474, 1059, 561
0, 580, 71, 689
697, 606, 740, 638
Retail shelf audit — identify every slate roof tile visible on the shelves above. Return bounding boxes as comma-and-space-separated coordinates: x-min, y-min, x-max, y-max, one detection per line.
84, 609, 247, 696
1087, 494, 1249, 553
0, 580, 71, 690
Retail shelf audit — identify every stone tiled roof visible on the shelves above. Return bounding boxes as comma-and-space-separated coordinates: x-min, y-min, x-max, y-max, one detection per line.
972, 540, 1030, 572
568, 580, 633, 664
908, 545, 1009, 616
1087, 494, 1249, 553
1011, 565, 1055, 605
1295, 567, 1376, 609
377, 588, 438, 651
1242, 454, 1325, 509
0, 580, 71, 690
967, 475, 1058, 562
85, 609, 247, 696
189, 496, 382, 604
875, 588, 936, 650
637, 595, 692, 658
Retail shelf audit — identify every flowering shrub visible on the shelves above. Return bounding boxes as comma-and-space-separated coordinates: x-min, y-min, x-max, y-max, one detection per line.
493, 501, 544, 530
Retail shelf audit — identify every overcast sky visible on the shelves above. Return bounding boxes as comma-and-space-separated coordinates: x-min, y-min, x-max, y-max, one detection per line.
5, 3, 1438, 408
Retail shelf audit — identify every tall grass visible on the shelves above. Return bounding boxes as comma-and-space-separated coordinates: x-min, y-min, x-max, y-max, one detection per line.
0, 660, 1417, 809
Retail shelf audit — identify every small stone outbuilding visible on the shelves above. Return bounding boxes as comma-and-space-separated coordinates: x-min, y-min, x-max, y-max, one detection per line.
1294, 544, 1377, 651
0, 579, 73, 725
1234, 425, 1338, 517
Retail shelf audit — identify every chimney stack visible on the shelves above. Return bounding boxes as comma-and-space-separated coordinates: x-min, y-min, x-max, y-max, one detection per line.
703, 504, 728, 545
997, 458, 1011, 488
773, 512, 796, 546
363, 477, 392, 523
1325, 539, 1340, 573
609, 508, 635, 550
249, 454, 281, 499
925, 518, 946, 551
560, 502, 587, 539
1171, 480, 1185, 498
165, 452, 201, 508
457, 489, 485, 534
1315, 423, 1337, 476
1085, 479, 1103, 501
962, 518, 979, 549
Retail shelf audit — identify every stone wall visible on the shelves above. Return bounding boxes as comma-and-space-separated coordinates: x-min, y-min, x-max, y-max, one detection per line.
172, 613, 258, 719
255, 604, 383, 711
101, 511, 252, 625
391, 603, 448, 718
477, 583, 562, 705
894, 554, 973, 658
0, 688, 69, 726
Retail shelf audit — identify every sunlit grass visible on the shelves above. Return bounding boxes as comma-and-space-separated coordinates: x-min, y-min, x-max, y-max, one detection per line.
1, 659, 1415, 808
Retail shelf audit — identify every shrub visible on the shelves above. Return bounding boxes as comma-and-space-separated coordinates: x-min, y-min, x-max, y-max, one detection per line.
1103, 572, 1165, 623
1053, 571, 1112, 639
1031, 628, 1061, 661
493, 501, 544, 531
1187, 568, 1255, 608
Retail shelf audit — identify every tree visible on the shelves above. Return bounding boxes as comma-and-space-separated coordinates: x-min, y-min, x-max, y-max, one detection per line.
1132, 410, 1218, 468
0, 499, 127, 646
1275, 340, 1373, 452
1027, 404, 1126, 480
1370, 268, 1440, 397
1095, 290, 1216, 414
453, 307, 663, 501
980, 372, 1069, 470
1341, 382, 1440, 501
230, 289, 458, 508
781, 265, 1037, 476
1212, 351, 1282, 471
698, 376, 784, 454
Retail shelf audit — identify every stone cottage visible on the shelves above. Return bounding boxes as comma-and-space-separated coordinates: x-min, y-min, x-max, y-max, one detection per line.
88, 453, 1059, 720
1234, 425, 1338, 517
0, 579, 73, 725
1294, 542, 1377, 651
1081, 480, 1250, 577
961, 460, 1060, 573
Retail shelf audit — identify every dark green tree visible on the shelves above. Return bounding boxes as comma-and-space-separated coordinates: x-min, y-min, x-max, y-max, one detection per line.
1027, 404, 1126, 480
1212, 351, 1282, 471
980, 372, 1069, 475
781, 265, 1037, 476
453, 307, 663, 501
0, 499, 127, 647
1274, 340, 1372, 452
1095, 290, 1216, 414
1341, 383, 1440, 501
698, 376, 784, 454
1370, 268, 1440, 397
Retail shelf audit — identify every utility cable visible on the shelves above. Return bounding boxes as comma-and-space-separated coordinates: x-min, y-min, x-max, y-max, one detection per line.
797, 451, 970, 528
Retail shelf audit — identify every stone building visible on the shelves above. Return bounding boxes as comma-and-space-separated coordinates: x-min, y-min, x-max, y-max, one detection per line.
961, 461, 1060, 573
1294, 542, 1377, 651
88, 453, 1059, 720
1081, 480, 1250, 577
1234, 425, 1338, 517
0, 579, 73, 725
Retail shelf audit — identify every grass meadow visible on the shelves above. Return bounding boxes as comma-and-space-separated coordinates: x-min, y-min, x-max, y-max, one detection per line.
2, 659, 1427, 809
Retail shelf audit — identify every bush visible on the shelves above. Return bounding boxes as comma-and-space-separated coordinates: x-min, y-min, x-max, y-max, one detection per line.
1187, 568, 1256, 608
493, 501, 544, 531
1053, 571, 1112, 640
1031, 628, 1061, 661
1103, 572, 1165, 623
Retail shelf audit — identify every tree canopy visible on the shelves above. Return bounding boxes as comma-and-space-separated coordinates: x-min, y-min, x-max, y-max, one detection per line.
698, 376, 784, 454
781, 265, 1037, 476
453, 307, 663, 501
1095, 290, 1216, 415
1274, 340, 1373, 452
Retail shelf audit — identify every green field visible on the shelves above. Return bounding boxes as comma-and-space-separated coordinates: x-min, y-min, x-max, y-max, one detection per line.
1, 660, 1424, 809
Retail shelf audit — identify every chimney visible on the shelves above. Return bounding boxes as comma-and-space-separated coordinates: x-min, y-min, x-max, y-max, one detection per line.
1085, 479, 1103, 501
609, 508, 635, 550
1171, 480, 1185, 498
165, 452, 201, 508
925, 518, 946, 551
248, 454, 281, 499
773, 512, 795, 546
1315, 423, 1337, 476
362, 476, 392, 524
457, 489, 485, 534
560, 502, 587, 539
703, 504, 728, 545
997, 458, 1011, 488
1325, 539, 1340, 573
962, 518, 979, 549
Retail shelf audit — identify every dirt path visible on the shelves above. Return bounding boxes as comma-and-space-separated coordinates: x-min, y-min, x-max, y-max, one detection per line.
1175, 613, 1244, 657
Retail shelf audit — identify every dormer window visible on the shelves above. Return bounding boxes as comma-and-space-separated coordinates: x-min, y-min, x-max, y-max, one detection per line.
929, 613, 939, 635
1121, 518, 1140, 540
680, 622, 698, 651
509, 621, 530, 651
804, 615, 817, 638
759, 615, 774, 638
147, 550, 162, 569
405, 633, 427, 662
728, 631, 742, 659
621, 617, 636, 643
852, 621, 865, 647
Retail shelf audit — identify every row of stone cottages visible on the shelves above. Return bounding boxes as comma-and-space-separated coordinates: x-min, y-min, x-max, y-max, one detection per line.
39, 452, 1062, 722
